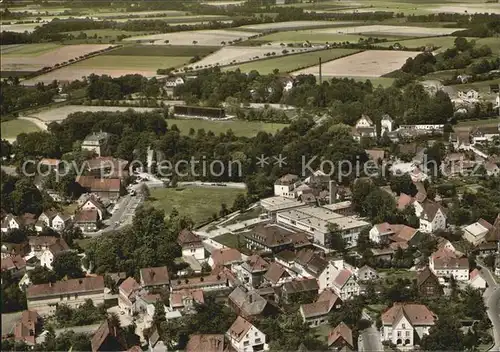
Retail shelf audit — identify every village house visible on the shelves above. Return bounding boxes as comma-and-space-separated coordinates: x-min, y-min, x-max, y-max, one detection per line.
353, 114, 376, 141
28, 236, 60, 258
140, 266, 170, 291
80, 197, 106, 220
86, 156, 129, 179
469, 268, 488, 289
331, 269, 360, 301
228, 286, 276, 319
74, 209, 99, 232
381, 303, 437, 348
1, 255, 27, 279
208, 248, 243, 269
148, 326, 168, 352
416, 267, 442, 298
234, 255, 269, 288
450, 130, 472, 151
12, 310, 41, 346
81, 131, 111, 157
119, 277, 142, 315
463, 219, 493, 245
1, 241, 30, 259
263, 261, 293, 287
226, 316, 267, 352
281, 278, 319, 303
413, 199, 447, 233
170, 268, 237, 293
40, 237, 71, 269
244, 224, 294, 253
429, 248, 469, 283
328, 322, 354, 351
357, 265, 378, 281
274, 174, 301, 198
39, 158, 61, 171
169, 289, 204, 314
178, 229, 205, 261
26, 276, 105, 315
458, 89, 480, 102
381, 114, 394, 133
1, 213, 38, 233
164, 76, 185, 88
470, 125, 500, 144
76, 176, 121, 201
369, 223, 419, 246
133, 293, 161, 316
91, 319, 127, 352
186, 334, 225, 352
299, 289, 342, 327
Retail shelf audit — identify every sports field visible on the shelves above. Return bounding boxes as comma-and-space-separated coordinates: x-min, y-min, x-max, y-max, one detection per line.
148, 187, 245, 224
167, 119, 288, 137
223, 48, 359, 74
1, 119, 41, 139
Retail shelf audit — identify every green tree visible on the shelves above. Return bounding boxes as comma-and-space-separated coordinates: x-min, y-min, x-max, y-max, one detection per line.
29, 265, 57, 285
421, 315, 465, 351
232, 194, 248, 212
327, 223, 347, 252
52, 251, 85, 280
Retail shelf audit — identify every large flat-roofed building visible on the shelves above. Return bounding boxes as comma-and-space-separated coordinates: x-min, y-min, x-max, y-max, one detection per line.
260, 196, 306, 219
276, 206, 369, 248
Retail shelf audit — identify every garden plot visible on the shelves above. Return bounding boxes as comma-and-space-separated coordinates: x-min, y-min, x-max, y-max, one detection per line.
240, 20, 354, 31
123, 29, 258, 46
316, 25, 463, 37
30, 106, 159, 122
1, 44, 113, 72
189, 46, 313, 68
293, 50, 420, 77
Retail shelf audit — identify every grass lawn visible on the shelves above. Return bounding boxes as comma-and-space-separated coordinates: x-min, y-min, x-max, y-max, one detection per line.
166, 118, 288, 137
148, 187, 244, 224
212, 232, 250, 254
75, 238, 94, 251
62, 29, 151, 39
379, 268, 416, 281
475, 37, 500, 52
377, 36, 460, 50
72, 55, 189, 70
105, 44, 219, 57
423, 69, 457, 81
449, 78, 500, 94
0, 119, 41, 139
1, 43, 62, 56
311, 324, 331, 343
224, 48, 359, 74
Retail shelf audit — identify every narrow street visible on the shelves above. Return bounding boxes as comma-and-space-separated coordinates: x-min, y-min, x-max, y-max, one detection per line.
479, 264, 500, 351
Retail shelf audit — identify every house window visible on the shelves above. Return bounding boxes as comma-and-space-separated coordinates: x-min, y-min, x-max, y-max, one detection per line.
244, 341, 249, 346
405, 331, 410, 337
397, 331, 401, 337
255, 338, 262, 343
402, 324, 405, 329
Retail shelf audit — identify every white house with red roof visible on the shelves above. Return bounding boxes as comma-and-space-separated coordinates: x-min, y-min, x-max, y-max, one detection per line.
300, 289, 342, 327
119, 277, 142, 315
178, 229, 205, 261
226, 316, 267, 352
331, 269, 359, 301
208, 248, 242, 269
429, 248, 469, 283
469, 268, 487, 289
381, 303, 437, 348
414, 199, 447, 233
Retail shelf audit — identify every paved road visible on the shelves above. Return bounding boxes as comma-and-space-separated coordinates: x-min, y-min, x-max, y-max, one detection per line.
480, 264, 500, 351
359, 325, 384, 352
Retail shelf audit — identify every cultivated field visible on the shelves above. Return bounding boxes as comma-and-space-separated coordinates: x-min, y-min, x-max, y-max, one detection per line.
293, 50, 420, 77
167, 118, 288, 137
1, 23, 40, 33
104, 45, 218, 57
316, 25, 463, 37
1, 44, 113, 72
223, 48, 359, 74
188, 46, 313, 68
377, 36, 464, 50
0, 43, 62, 55
240, 20, 355, 31
148, 187, 245, 224
431, 4, 500, 14
21, 55, 187, 84
255, 31, 394, 44
123, 29, 258, 46
29, 106, 159, 122
450, 78, 500, 95
1, 119, 41, 139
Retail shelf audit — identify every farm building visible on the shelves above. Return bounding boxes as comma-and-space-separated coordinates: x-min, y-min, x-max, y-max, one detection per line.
173, 105, 226, 119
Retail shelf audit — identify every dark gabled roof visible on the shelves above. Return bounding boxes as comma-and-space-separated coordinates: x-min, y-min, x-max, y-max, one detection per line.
282, 278, 319, 294
178, 229, 203, 247
244, 224, 293, 248
416, 267, 439, 287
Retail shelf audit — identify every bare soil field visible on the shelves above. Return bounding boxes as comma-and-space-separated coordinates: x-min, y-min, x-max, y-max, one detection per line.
189, 46, 313, 68
1, 44, 113, 72
292, 50, 420, 77
240, 20, 354, 31
123, 29, 258, 46
30, 106, 159, 122
316, 25, 463, 37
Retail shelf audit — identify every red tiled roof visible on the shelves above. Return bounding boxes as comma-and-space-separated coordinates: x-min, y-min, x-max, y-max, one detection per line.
263, 262, 289, 284
397, 193, 414, 210
39, 158, 60, 166
210, 248, 242, 267
227, 316, 254, 342
1, 255, 26, 272
14, 310, 40, 345
119, 277, 141, 298
431, 248, 469, 269
178, 229, 203, 247
333, 269, 352, 288
76, 175, 120, 192
382, 303, 436, 326
140, 266, 170, 287
186, 334, 225, 352
170, 289, 204, 308
27, 276, 104, 299
328, 322, 353, 348
74, 210, 98, 223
